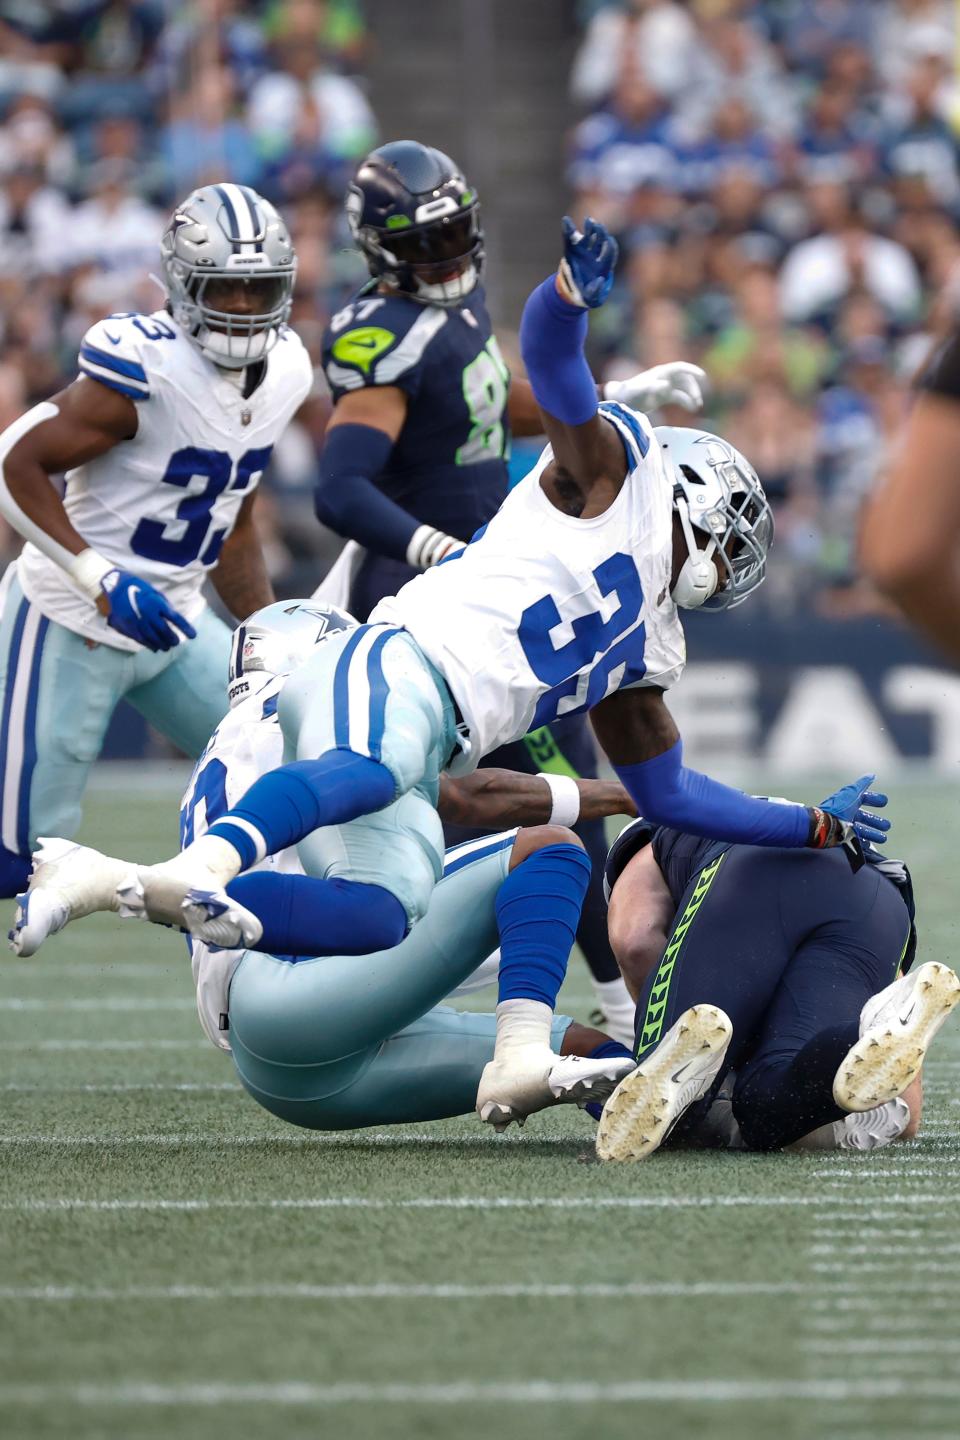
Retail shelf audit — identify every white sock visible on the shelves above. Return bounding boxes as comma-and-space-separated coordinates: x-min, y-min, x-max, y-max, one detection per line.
493, 998, 554, 1058
160, 834, 245, 889
592, 975, 637, 1048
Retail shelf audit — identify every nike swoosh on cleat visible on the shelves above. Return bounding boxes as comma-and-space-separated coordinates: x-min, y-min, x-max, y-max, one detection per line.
103, 331, 123, 345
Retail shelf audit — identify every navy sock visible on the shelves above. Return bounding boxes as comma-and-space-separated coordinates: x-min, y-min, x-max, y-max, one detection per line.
226, 872, 406, 958
496, 843, 591, 1008
207, 752, 396, 870
0, 844, 31, 899
584, 1039, 634, 1121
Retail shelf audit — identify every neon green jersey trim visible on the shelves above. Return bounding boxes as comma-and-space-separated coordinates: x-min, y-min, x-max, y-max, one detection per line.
522, 727, 581, 780
636, 853, 726, 1059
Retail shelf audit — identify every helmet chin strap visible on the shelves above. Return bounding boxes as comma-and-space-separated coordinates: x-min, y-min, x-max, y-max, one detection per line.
671, 492, 720, 610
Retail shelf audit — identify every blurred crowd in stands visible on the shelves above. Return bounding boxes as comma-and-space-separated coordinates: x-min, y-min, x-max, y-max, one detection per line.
572, 0, 959, 613
0, 1, 957, 616
0, 0, 372, 593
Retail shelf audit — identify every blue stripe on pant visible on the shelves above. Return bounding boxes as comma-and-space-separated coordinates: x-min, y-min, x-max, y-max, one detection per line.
18, 610, 50, 854
0, 595, 51, 858
226, 835, 572, 1130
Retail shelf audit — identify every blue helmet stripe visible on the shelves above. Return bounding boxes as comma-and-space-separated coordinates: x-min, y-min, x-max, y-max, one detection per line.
237, 186, 264, 253
215, 184, 243, 253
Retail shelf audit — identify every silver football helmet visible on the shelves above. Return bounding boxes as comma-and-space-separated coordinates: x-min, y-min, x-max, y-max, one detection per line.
159, 183, 296, 369
656, 427, 774, 611
227, 600, 356, 708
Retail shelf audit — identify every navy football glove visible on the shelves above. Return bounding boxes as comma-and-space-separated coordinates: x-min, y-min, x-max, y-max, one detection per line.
819, 774, 891, 847
558, 216, 618, 309
100, 569, 197, 652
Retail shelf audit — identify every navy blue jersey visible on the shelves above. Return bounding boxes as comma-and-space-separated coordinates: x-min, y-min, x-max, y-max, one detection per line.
604, 816, 916, 970
322, 284, 511, 544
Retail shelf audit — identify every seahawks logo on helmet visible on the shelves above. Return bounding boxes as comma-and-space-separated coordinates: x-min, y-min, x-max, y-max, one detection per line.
346, 140, 485, 307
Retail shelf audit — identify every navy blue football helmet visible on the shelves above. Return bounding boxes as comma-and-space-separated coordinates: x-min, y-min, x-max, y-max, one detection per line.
346, 140, 484, 307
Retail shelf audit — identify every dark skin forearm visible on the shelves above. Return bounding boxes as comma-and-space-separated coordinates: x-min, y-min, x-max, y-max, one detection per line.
589, 686, 680, 766
438, 768, 635, 829
210, 494, 274, 620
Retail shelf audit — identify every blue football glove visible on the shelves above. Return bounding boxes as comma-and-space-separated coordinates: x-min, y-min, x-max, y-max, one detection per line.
99, 569, 197, 653
558, 215, 618, 309
819, 774, 891, 848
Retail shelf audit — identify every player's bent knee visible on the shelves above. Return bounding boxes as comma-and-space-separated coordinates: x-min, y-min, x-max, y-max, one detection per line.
509, 824, 584, 869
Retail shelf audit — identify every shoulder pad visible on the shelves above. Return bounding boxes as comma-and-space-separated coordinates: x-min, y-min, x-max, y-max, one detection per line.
78, 312, 177, 401
271, 326, 314, 403
603, 816, 658, 903
323, 296, 448, 392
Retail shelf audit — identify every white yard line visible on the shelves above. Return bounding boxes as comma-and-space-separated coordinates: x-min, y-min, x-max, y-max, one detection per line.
802, 1338, 960, 1355
2, 1378, 960, 1407
0, 1193, 953, 1213
811, 1261, 960, 1276
0, 998, 194, 1011
2, 1040, 206, 1051
2, 963, 184, 978
0, 1281, 823, 1303
807, 1243, 960, 1257
0, 1084, 239, 1094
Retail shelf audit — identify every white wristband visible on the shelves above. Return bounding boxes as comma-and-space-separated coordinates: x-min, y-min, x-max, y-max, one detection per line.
537, 772, 581, 828
406, 524, 462, 569
66, 547, 112, 602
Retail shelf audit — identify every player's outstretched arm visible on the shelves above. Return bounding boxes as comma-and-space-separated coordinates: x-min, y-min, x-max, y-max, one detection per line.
591, 687, 877, 865
210, 491, 274, 620
519, 217, 626, 493
0, 378, 196, 652
437, 768, 635, 830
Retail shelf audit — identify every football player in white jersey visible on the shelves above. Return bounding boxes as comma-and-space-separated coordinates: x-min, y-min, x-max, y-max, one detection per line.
14, 600, 639, 1129
0, 183, 312, 896
18, 217, 888, 1121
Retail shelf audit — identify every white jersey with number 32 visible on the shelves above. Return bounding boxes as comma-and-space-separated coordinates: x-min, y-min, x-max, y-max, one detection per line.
371, 402, 686, 773
16, 310, 312, 650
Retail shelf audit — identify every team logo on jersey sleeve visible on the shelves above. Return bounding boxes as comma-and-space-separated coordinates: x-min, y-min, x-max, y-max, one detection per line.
331, 327, 396, 375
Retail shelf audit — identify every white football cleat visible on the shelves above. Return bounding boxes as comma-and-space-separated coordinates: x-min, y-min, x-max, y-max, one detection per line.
9, 838, 136, 957
790, 1097, 911, 1153
180, 888, 263, 950
476, 1047, 556, 1132
833, 961, 960, 1113
596, 1005, 733, 1162
547, 1053, 635, 1108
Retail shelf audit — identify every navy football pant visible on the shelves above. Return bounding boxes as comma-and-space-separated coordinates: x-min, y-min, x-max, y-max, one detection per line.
633, 847, 911, 1150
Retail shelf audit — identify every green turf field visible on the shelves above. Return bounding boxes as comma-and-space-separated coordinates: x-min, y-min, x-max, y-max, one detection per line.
0, 768, 958, 1440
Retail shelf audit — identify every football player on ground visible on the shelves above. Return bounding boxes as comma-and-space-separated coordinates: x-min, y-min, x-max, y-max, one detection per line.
594, 804, 958, 1161
18, 217, 887, 1129
0, 184, 312, 897
313, 140, 706, 1043
14, 601, 638, 1127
